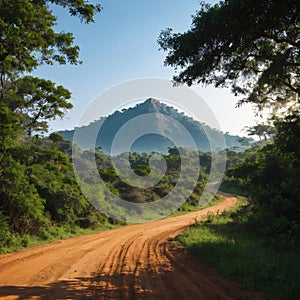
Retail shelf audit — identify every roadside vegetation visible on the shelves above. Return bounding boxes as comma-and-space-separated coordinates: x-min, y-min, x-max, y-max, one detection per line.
0, 0, 105, 254
160, 0, 300, 238
0, 221, 120, 255
173, 127, 300, 300
161, 1, 300, 298
0, 130, 223, 253
175, 197, 300, 300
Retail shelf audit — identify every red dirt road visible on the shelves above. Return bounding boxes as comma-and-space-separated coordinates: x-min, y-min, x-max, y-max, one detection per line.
0, 194, 273, 299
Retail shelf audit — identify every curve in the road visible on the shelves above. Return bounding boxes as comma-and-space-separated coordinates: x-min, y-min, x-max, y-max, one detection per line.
0, 195, 274, 299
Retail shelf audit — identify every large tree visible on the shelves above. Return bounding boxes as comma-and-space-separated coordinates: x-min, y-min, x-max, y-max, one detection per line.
0, 0, 101, 134
158, 0, 300, 115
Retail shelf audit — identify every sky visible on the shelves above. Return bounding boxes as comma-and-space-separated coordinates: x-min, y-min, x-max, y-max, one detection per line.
34, 0, 260, 136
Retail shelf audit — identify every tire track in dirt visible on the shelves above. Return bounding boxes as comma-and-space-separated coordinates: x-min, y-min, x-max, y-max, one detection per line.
0, 195, 275, 299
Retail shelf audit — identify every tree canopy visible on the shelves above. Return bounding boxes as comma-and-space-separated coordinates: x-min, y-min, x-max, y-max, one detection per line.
158, 0, 300, 114
227, 114, 300, 237
0, 0, 101, 134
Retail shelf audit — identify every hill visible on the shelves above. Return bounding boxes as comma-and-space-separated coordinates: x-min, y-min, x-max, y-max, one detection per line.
58, 98, 250, 154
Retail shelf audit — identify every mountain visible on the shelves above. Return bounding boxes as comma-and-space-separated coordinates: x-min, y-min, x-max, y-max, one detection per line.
58, 98, 250, 154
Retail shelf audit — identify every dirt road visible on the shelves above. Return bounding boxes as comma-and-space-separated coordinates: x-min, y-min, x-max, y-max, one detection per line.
0, 194, 272, 299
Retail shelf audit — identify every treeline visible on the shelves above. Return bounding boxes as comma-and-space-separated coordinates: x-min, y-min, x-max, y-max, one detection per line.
223, 115, 300, 242
79, 146, 213, 219
0, 131, 110, 253
65, 143, 227, 222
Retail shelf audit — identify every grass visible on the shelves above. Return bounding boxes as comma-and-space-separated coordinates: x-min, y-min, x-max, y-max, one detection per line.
170, 194, 226, 218
169, 202, 200, 217
203, 193, 225, 207
174, 197, 300, 300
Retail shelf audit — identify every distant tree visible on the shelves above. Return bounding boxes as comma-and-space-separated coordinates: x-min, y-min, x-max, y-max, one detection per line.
158, 0, 300, 115
49, 132, 65, 144
246, 124, 276, 141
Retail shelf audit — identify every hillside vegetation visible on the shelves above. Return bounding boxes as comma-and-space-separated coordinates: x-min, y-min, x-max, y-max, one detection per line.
58, 98, 250, 154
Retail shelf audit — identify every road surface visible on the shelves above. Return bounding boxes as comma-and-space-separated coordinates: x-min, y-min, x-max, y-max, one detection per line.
0, 194, 273, 299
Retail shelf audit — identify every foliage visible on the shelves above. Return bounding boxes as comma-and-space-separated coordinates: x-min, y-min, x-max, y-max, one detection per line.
0, 102, 21, 150
0, 0, 101, 134
159, 0, 300, 115
0, 135, 117, 253
6, 76, 73, 136
0, 0, 100, 76
0, 0, 103, 253
159, 0, 300, 241
245, 123, 276, 141
93, 147, 209, 207
0, 154, 48, 235
227, 114, 300, 238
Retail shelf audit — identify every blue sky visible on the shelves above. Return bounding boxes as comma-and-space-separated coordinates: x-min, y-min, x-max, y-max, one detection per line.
34, 0, 260, 136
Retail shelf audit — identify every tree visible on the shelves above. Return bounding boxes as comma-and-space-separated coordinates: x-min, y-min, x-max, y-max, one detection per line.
246, 123, 276, 141
0, 0, 101, 79
158, 0, 300, 114
0, 0, 101, 135
228, 114, 300, 237
159, 0, 300, 240
7, 76, 72, 136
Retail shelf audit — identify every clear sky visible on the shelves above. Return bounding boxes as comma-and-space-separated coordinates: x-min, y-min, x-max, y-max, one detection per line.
34, 0, 260, 136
